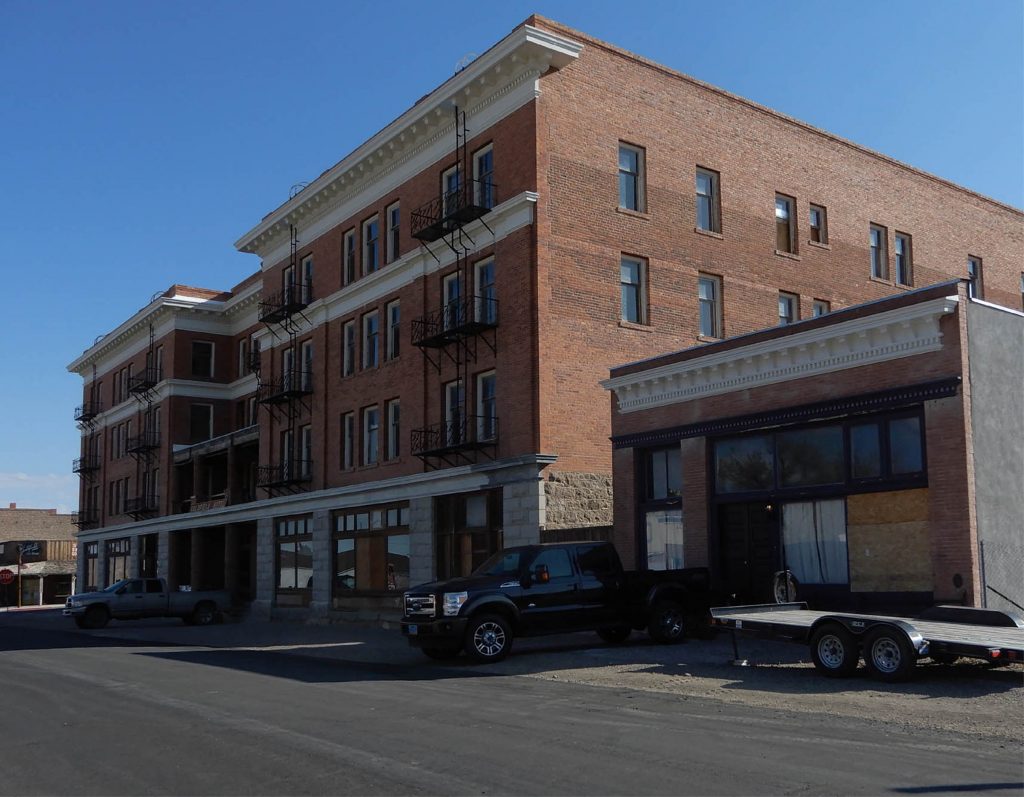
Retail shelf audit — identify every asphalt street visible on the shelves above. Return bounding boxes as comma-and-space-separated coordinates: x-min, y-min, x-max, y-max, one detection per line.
0, 615, 1021, 796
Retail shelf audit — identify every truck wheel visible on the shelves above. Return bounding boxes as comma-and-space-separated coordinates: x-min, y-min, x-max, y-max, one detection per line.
84, 605, 109, 630
809, 624, 859, 677
421, 647, 461, 661
191, 602, 217, 626
648, 600, 686, 644
74, 616, 89, 630
597, 626, 631, 644
863, 627, 916, 682
464, 614, 513, 663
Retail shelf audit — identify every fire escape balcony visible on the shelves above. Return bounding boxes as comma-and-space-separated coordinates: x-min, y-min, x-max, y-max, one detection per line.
127, 366, 163, 395
410, 180, 496, 242
411, 415, 499, 459
126, 430, 161, 453
72, 455, 101, 474
412, 296, 499, 348
74, 402, 102, 425
125, 495, 159, 519
256, 371, 313, 404
74, 509, 99, 529
259, 281, 313, 324
256, 460, 313, 489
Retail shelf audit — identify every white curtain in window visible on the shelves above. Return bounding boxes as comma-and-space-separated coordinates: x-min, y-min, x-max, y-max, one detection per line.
781, 499, 848, 584
646, 510, 684, 570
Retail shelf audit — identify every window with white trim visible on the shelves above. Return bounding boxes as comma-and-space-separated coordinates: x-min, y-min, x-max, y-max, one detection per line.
386, 300, 400, 360
343, 228, 356, 285
343, 320, 356, 377
894, 232, 913, 286
698, 274, 722, 338
778, 292, 798, 325
695, 168, 720, 232
362, 311, 379, 370
386, 202, 400, 264
474, 145, 494, 209
386, 399, 400, 460
477, 371, 496, 442
363, 406, 379, 465
363, 216, 379, 275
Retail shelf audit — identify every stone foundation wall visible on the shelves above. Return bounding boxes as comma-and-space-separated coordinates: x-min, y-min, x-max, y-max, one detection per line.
543, 471, 613, 530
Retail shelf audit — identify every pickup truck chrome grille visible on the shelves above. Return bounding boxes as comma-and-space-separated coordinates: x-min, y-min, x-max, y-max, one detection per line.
404, 593, 436, 618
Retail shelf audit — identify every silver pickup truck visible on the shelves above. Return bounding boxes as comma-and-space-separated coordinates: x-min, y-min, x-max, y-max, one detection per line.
64, 577, 229, 629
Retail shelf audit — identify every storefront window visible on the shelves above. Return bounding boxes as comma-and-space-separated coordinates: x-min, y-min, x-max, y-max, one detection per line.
105, 538, 130, 586
715, 435, 774, 493
776, 426, 844, 487
435, 491, 502, 580
85, 542, 99, 591
849, 423, 882, 479
780, 499, 848, 584
276, 516, 313, 606
647, 446, 682, 499
889, 417, 923, 474
332, 503, 409, 596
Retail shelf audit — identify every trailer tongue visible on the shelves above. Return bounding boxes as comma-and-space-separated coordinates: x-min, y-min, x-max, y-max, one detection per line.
710, 602, 1024, 682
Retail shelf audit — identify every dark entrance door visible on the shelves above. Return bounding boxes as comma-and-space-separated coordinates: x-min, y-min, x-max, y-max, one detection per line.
718, 502, 780, 603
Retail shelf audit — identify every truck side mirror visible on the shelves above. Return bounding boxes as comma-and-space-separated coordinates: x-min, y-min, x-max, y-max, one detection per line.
534, 564, 550, 584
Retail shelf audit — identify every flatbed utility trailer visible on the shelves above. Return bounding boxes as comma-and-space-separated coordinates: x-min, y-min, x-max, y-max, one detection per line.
710, 602, 1024, 682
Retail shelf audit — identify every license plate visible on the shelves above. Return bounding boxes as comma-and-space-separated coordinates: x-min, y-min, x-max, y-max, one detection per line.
407, 625, 418, 635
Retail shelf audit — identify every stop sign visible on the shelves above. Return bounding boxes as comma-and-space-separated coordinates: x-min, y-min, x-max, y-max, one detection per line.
0, 569, 13, 585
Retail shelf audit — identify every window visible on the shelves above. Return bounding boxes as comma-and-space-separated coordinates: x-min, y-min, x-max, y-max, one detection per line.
475, 257, 497, 324
386, 300, 400, 360
477, 371, 496, 441
362, 216, 379, 275
812, 299, 831, 317
362, 312, 379, 369
775, 194, 796, 253
281, 346, 294, 391
778, 292, 798, 325
870, 224, 888, 279
781, 500, 848, 585
445, 380, 464, 446
967, 257, 983, 299
105, 538, 130, 586
301, 254, 313, 303
809, 204, 828, 244
189, 403, 213, 443
282, 264, 295, 304
443, 272, 462, 329
363, 406, 379, 465
531, 548, 574, 580
386, 399, 400, 460
777, 426, 845, 487
343, 228, 357, 285
341, 412, 354, 470
84, 542, 98, 591
434, 491, 502, 580
276, 516, 313, 606
300, 425, 312, 478
894, 233, 913, 286
474, 145, 494, 209
191, 341, 214, 378
281, 429, 294, 473
697, 274, 722, 338
715, 435, 775, 493
442, 164, 461, 217
386, 202, 400, 264
238, 338, 249, 377
695, 168, 720, 232
617, 143, 644, 211
647, 447, 682, 500
342, 320, 356, 377
333, 502, 410, 595
300, 339, 313, 391
620, 256, 646, 324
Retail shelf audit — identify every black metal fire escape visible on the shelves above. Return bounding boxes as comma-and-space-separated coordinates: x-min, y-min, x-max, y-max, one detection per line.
126, 325, 162, 519
409, 106, 499, 470
256, 223, 314, 495
73, 364, 103, 529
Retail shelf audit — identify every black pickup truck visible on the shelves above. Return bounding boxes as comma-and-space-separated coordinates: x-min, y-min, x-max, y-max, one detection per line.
401, 541, 713, 662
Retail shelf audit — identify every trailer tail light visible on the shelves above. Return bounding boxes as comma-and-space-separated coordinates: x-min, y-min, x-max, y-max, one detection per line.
1005, 650, 1019, 661
988, 649, 1001, 659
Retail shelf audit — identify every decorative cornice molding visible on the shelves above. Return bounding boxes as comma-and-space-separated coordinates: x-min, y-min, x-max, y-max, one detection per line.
602, 296, 959, 414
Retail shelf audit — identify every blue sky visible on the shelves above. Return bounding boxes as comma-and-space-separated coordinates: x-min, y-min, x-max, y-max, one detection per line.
1, 0, 1021, 512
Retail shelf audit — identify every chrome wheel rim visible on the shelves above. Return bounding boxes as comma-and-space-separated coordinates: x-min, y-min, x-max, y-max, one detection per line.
659, 610, 684, 638
871, 637, 901, 673
817, 634, 846, 669
473, 622, 506, 657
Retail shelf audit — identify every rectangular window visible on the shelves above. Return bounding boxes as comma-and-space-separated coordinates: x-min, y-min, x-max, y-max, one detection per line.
281, 429, 293, 473
646, 510, 684, 571
362, 216, 379, 275
617, 143, 644, 211
442, 164, 460, 217
386, 399, 400, 460
850, 422, 882, 479
332, 502, 410, 595
781, 499, 848, 585
620, 256, 646, 324
281, 347, 294, 391
967, 256, 983, 299
238, 339, 249, 377
777, 426, 845, 487
697, 274, 722, 338
473, 145, 494, 209
105, 538, 131, 586
477, 371, 497, 441
191, 341, 214, 378
443, 272, 462, 330
695, 168, 720, 232
775, 194, 796, 253
778, 292, 798, 325
386, 202, 400, 264
894, 233, 913, 286
363, 406, 379, 465
341, 412, 354, 470
362, 311, 379, 369
300, 425, 312, 478
297, 339, 311, 391
343, 320, 356, 377
276, 516, 313, 605
189, 404, 213, 443
282, 264, 295, 304
445, 380, 465, 446
386, 300, 400, 360
301, 254, 313, 303
812, 299, 831, 317
474, 257, 497, 325
809, 204, 828, 244
343, 228, 356, 285
647, 447, 682, 500
870, 224, 888, 279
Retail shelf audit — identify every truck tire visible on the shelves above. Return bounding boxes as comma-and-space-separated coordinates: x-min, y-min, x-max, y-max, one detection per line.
464, 614, 513, 663
74, 616, 89, 630
191, 602, 217, 626
648, 600, 686, 644
863, 627, 916, 682
84, 605, 109, 630
809, 624, 859, 677
597, 626, 631, 644
421, 646, 461, 660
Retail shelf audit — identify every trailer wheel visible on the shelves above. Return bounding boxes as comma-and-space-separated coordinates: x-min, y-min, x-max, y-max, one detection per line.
809, 625, 859, 677
863, 627, 916, 682
648, 601, 686, 644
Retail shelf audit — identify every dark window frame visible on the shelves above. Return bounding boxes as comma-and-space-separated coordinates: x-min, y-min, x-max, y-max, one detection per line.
331, 501, 411, 597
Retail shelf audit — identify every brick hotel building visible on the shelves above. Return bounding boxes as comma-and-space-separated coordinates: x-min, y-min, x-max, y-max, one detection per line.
69, 17, 1023, 619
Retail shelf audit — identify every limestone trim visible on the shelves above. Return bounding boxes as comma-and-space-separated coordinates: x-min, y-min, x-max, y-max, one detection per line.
603, 296, 959, 414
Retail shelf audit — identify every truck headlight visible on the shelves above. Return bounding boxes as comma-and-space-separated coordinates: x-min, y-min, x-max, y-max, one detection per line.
442, 591, 468, 617
67, 599, 81, 608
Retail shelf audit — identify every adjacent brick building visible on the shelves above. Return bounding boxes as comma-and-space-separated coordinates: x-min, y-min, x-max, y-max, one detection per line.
0, 504, 78, 605
69, 17, 1022, 620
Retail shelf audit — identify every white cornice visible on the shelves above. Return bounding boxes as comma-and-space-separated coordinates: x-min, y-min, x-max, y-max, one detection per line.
602, 296, 960, 414
235, 25, 581, 261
